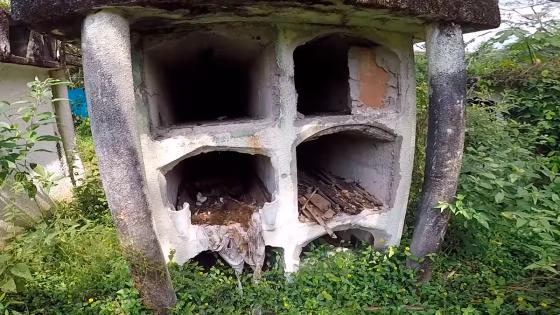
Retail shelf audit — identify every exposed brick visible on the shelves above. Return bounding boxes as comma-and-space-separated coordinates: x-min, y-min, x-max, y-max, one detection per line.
357, 49, 389, 109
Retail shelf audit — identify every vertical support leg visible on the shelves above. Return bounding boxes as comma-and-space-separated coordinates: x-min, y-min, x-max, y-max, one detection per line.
49, 69, 83, 185
409, 23, 467, 276
82, 11, 176, 312
283, 244, 302, 274
0, 11, 10, 57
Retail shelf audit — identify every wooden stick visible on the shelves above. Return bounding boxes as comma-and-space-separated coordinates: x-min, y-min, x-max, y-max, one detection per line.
306, 204, 336, 239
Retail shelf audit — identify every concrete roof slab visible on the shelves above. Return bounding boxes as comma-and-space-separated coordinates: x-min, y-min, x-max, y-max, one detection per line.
11, 0, 500, 39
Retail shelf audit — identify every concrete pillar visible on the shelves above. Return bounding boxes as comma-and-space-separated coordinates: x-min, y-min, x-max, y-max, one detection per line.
49, 69, 82, 185
81, 11, 176, 313
0, 11, 10, 57
409, 23, 466, 276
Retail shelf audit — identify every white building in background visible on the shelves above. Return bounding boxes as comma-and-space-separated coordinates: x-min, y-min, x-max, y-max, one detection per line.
0, 9, 83, 245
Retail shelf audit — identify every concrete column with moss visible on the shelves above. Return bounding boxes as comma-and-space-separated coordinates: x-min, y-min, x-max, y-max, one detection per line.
81, 10, 176, 313
409, 22, 467, 278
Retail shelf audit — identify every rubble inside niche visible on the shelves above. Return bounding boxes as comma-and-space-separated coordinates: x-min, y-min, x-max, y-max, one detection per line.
174, 159, 272, 278
298, 169, 384, 237
176, 159, 271, 229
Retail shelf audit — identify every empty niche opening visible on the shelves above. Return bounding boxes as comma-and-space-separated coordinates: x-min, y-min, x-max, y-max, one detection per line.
9, 25, 30, 57
264, 246, 285, 271
191, 247, 283, 272
294, 34, 373, 116
190, 251, 220, 271
296, 131, 395, 223
145, 32, 270, 126
303, 229, 375, 252
300, 229, 376, 266
166, 151, 276, 228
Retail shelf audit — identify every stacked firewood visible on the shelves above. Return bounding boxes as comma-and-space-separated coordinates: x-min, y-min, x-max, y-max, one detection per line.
298, 170, 384, 237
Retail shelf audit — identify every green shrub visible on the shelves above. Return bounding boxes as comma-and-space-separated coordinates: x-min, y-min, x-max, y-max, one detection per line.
0, 79, 65, 225
439, 26, 560, 275
0, 78, 68, 296
1, 214, 144, 314
0, 0, 9, 11
70, 172, 111, 224
70, 118, 111, 223
74, 117, 96, 170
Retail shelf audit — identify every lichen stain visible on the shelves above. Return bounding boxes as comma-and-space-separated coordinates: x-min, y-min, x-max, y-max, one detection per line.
358, 49, 389, 109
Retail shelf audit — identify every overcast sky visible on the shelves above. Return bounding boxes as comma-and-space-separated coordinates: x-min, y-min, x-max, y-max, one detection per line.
463, 0, 560, 50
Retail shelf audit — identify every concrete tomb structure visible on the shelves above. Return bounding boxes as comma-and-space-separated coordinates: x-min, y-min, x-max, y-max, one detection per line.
12, 0, 500, 311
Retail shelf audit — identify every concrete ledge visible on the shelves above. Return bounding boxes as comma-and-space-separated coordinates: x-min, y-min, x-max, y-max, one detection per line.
12, 0, 499, 39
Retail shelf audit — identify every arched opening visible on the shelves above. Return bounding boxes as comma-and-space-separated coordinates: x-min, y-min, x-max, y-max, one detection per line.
300, 229, 376, 266
263, 246, 284, 271
303, 229, 376, 251
145, 31, 271, 126
296, 130, 395, 224
294, 34, 373, 116
165, 151, 276, 227
190, 251, 220, 271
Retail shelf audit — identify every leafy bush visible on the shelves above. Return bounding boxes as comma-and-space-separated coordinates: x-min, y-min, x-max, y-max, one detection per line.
444, 105, 560, 272
74, 117, 96, 170
170, 242, 559, 314
69, 172, 110, 224
439, 26, 560, 275
70, 118, 110, 223
1, 214, 144, 314
0, 79, 64, 222
0, 0, 9, 11
469, 26, 560, 155
0, 78, 68, 296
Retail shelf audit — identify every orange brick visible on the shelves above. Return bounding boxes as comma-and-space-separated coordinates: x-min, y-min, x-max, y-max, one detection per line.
358, 49, 389, 109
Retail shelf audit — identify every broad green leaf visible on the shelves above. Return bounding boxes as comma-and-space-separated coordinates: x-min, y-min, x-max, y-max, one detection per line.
321, 290, 333, 301
10, 264, 32, 280
480, 172, 497, 180
0, 277, 16, 293
516, 218, 528, 228
36, 135, 61, 142
32, 164, 47, 177
494, 191, 505, 204
388, 246, 397, 258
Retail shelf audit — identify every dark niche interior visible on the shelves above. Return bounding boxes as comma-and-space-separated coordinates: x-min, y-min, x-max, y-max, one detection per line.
167, 151, 275, 228
146, 32, 266, 126
294, 34, 372, 116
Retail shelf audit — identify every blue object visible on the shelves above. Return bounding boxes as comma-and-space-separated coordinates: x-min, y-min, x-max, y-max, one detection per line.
69, 88, 88, 118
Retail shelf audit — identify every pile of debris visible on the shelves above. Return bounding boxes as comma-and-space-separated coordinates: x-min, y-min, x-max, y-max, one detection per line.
298, 170, 383, 237
176, 173, 270, 229
175, 174, 270, 278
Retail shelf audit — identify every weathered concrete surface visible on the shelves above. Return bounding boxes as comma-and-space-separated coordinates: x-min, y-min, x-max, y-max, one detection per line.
409, 22, 466, 277
133, 24, 416, 273
11, 0, 499, 39
82, 11, 176, 313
